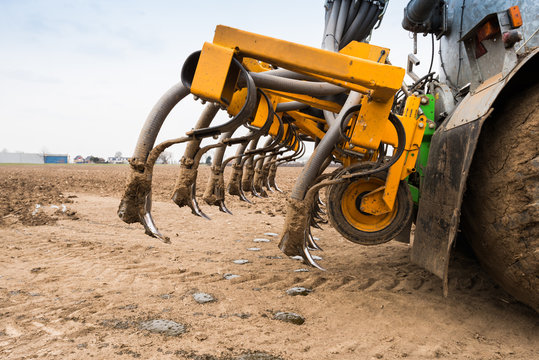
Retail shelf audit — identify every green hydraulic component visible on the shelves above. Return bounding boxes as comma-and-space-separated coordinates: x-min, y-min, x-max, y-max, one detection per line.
407, 94, 436, 205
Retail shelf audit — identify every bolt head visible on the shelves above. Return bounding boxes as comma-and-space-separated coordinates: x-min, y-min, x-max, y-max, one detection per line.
428, 122, 435, 129
420, 96, 429, 105
418, 122, 424, 129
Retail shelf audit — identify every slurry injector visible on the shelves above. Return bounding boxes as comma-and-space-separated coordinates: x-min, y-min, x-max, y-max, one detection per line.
119, 1, 539, 311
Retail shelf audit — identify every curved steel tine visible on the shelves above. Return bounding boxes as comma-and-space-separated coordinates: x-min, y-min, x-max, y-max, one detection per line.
307, 228, 323, 251
190, 183, 211, 220
318, 197, 326, 207
274, 183, 283, 193
218, 200, 233, 215
266, 178, 274, 192
312, 207, 325, 221
140, 192, 170, 243
238, 186, 252, 204
311, 217, 323, 230
302, 231, 325, 271
251, 185, 262, 198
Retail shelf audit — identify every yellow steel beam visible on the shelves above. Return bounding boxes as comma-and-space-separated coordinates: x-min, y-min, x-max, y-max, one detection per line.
287, 111, 326, 140
212, 26, 404, 101
265, 89, 342, 113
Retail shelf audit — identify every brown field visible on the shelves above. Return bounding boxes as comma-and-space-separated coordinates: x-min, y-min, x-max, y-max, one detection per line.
0, 164, 537, 360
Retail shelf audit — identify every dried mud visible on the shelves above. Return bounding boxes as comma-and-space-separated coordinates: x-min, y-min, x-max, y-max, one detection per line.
0, 164, 537, 359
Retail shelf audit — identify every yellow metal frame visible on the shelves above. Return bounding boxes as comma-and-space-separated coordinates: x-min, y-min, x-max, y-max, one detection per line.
189, 25, 422, 218
360, 96, 426, 215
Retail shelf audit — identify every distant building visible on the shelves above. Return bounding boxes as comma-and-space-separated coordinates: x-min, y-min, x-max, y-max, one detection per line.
0, 152, 43, 164
44, 154, 68, 164
73, 155, 85, 164
107, 156, 129, 164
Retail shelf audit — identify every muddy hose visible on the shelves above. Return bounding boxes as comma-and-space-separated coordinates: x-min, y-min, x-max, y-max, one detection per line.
226, 141, 250, 197
241, 138, 260, 192
202, 131, 234, 208
118, 82, 189, 225
171, 104, 220, 209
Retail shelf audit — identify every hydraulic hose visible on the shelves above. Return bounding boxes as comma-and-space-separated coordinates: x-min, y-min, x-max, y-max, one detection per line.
344, 0, 361, 31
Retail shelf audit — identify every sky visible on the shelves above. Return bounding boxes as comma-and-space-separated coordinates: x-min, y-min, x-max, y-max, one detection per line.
0, 0, 437, 161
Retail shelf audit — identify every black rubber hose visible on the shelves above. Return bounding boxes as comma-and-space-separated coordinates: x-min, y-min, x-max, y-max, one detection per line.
338, 0, 371, 49
350, 3, 379, 44
359, 5, 382, 41
405, 0, 436, 24
344, 0, 362, 33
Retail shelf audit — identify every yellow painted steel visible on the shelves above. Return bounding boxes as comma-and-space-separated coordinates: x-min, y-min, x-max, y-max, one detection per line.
360, 96, 426, 215
188, 25, 420, 221
212, 26, 404, 101
191, 42, 238, 105
287, 111, 326, 140
265, 89, 342, 113
341, 176, 398, 232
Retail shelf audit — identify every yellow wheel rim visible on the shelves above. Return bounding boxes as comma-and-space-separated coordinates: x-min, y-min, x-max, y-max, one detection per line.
340, 177, 399, 232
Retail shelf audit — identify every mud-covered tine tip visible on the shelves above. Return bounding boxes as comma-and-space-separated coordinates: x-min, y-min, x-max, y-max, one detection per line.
190, 184, 211, 220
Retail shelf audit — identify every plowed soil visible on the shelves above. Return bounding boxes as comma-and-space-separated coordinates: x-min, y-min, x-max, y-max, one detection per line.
0, 164, 537, 360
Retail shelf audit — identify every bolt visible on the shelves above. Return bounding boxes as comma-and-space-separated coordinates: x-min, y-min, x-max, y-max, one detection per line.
213, 134, 219, 139
418, 122, 424, 129
428, 122, 435, 129
413, 91, 419, 96
201, 99, 206, 104
348, 144, 354, 149
193, 95, 199, 101
420, 96, 429, 105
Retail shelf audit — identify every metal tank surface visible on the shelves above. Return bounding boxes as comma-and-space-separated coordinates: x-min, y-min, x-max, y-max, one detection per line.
439, 0, 539, 89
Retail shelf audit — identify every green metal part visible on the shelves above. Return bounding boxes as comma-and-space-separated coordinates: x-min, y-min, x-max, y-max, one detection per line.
408, 94, 436, 205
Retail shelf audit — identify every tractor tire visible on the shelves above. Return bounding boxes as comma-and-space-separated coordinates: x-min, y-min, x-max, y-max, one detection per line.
462, 81, 539, 311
